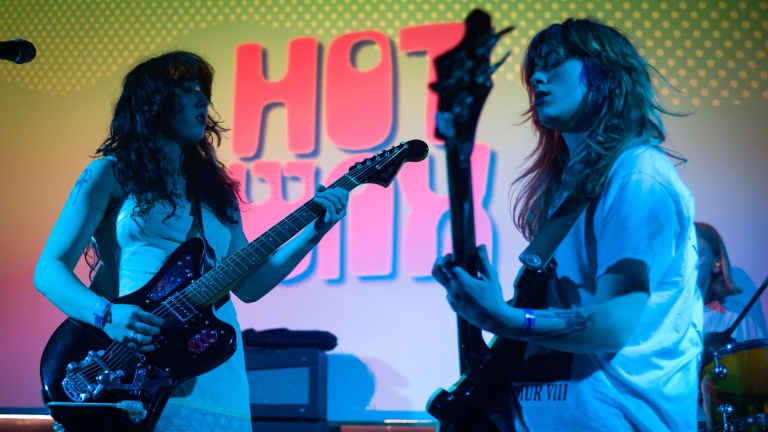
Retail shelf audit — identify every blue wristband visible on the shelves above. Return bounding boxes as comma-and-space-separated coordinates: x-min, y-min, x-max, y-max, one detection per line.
520, 308, 536, 340
93, 297, 112, 329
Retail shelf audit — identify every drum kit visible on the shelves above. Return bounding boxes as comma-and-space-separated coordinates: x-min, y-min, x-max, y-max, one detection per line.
701, 338, 768, 432
699, 277, 768, 432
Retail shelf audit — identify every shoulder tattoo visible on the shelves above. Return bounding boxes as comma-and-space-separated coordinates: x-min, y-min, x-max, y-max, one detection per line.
69, 168, 92, 207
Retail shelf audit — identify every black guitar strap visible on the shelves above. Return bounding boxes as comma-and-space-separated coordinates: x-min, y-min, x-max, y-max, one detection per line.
190, 191, 230, 309
519, 195, 590, 269
507, 195, 589, 431
190, 192, 207, 243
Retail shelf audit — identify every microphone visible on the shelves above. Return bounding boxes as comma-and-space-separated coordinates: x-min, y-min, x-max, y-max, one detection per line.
0, 38, 36, 64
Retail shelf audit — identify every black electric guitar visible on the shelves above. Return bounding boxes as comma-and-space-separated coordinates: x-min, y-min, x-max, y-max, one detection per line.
428, 197, 586, 430
40, 139, 428, 432
424, 9, 515, 431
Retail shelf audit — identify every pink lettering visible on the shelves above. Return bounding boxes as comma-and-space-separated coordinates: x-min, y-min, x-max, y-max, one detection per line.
400, 143, 494, 277
231, 23, 498, 283
399, 23, 464, 142
325, 30, 394, 150
316, 156, 396, 278
232, 38, 319, 158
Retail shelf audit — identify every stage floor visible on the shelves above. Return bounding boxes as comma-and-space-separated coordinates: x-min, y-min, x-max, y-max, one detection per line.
0, 414, 437, 432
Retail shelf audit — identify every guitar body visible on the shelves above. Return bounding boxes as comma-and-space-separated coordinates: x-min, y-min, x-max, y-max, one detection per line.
428, 267, 550, 431
41, 237, 237, 432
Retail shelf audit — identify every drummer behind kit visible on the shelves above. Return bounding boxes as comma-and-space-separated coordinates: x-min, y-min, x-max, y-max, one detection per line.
699, 275, 768, 432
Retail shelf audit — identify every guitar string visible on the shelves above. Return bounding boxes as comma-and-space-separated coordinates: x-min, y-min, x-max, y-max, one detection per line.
149, 144, 404, 319
72, 206, 329, 384
75, 160, 370, 381
72, 144, 412, 386
74, 144, 410, 383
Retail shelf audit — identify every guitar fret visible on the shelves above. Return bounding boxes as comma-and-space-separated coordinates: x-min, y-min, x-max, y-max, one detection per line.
215, 264, 239, 289
247, 241, 271, 259
195, 277, 209, 296
271, 222, 292, 238
159, 147, 418, 308
208, 270, 227, 288
228, 253, 251, 272
234, 252, 251, 265
219, 262, 238, 278
342, 173, 359, 186
199, 277, 219, 298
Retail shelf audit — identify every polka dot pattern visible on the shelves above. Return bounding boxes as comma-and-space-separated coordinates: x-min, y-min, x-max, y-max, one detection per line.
1, 0, 766, 107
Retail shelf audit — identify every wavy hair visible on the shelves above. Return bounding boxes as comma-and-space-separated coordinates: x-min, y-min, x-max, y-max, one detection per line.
96, 50, 241, 225
511, 18, 680, 240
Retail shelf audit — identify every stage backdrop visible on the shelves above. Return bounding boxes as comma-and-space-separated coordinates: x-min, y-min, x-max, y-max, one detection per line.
1, 0, 767, 422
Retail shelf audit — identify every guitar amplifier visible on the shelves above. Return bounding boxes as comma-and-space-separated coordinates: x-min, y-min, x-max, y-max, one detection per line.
245, 347, 328, 421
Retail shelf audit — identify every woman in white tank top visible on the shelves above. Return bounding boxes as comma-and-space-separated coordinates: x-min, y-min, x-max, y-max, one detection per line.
35, 51, 348, 432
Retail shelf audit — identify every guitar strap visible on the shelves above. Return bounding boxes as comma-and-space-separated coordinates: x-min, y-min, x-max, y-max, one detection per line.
190, 190, 230, 309
189, 192, 207, 243
503, 196, 589, 432
519, 195, 590, 270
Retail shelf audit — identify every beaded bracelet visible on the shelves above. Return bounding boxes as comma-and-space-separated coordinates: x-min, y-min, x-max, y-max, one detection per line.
93, 297, 113, 329
520, 308, 536, 340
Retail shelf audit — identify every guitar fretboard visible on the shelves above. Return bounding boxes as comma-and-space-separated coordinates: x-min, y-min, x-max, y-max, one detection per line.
187, 177, 356, 306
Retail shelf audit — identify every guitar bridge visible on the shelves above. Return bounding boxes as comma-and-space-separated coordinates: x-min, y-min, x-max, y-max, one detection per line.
61, 348, 174, 403
63, 350, 125, 402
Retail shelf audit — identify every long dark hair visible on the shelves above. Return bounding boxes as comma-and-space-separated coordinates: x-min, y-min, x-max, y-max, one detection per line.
96, 50, 241, 224
86, 51, 241, 280
512, 19, 680, 240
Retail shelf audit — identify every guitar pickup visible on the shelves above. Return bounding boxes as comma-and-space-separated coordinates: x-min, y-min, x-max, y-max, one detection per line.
163, 293, 197, 322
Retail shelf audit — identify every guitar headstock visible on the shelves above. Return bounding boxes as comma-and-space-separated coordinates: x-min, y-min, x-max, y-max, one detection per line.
430, 9, 513, 157
346, 139, 428, 188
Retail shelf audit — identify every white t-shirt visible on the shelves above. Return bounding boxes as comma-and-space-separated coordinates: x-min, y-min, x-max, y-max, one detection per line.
514, 144, 703, 431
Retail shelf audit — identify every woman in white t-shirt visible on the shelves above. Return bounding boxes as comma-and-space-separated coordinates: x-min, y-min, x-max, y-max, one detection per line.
433, 18, 702, 431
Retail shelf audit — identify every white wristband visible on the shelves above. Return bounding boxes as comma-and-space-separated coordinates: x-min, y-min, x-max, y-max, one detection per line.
93, 297, 112, 329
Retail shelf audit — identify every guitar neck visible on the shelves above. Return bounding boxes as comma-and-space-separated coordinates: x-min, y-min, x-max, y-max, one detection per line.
178, 139, 428, 307
184, 176, 355, 306
445, 143, 478, 271
431, 11, 510, 373
445, 141, 490, 373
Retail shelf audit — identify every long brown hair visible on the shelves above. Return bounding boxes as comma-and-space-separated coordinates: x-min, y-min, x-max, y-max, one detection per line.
695, 222, 738, 302
86, 52, 242, 280
512, 19, 679, 240
96, 50, 241, 224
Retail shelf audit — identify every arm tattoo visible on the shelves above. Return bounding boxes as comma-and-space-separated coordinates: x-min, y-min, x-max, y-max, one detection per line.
538, 310, 596, 338
69, 168, 92, 207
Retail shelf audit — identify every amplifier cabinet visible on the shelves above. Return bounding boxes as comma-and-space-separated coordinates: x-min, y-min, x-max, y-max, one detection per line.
245, 348, 328, 421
